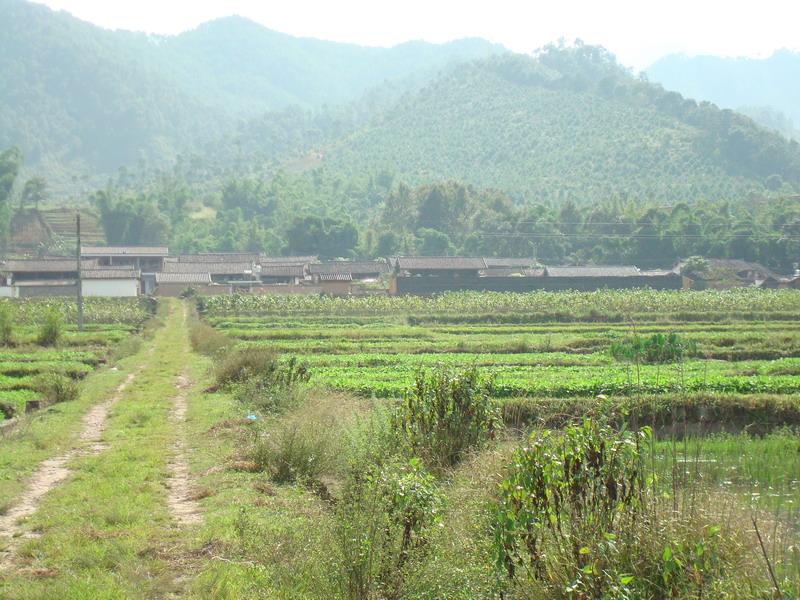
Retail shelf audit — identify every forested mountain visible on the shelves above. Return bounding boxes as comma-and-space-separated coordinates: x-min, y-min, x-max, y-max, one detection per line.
3, 1, 799, 269
647, 50, 800, 138
0, 0, 500, 174
323, 45, 800, 204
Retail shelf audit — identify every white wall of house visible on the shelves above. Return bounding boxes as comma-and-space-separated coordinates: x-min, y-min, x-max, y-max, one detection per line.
82, 279, 139, 297
0, 286, 17, 298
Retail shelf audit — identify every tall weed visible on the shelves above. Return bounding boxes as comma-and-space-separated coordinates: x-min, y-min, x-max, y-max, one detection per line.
0, 302, 14, 346
392, 367, 499, 469
36, 308, 63, 346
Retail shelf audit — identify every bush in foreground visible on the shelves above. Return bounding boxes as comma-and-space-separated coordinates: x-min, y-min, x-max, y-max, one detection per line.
491, 418, 756, 598
333, 458, 443, 600
0, 303, 14, 346
392, 367, 500, 469
189, 319, 233, 357
36, 308, 64, 346
214, 347, 279, 387
34, 373, 79, 405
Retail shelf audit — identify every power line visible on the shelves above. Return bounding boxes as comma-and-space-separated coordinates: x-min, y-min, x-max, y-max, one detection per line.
470, 232, 800, 239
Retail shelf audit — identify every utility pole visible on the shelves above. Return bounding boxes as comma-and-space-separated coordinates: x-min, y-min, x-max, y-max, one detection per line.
76, 212, 83, 331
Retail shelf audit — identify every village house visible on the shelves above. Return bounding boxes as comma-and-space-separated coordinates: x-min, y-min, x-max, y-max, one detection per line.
258, 265, 306, 285
162, 261, 257, 284
542, 266, 682, 291
81, 246, 169, 272
153, 272, 213, 297
309, 260, 389, 283
81, 268, 140, 297
0, 258, 97, 297
390, 257, 683, 295
176, 252, 261, 264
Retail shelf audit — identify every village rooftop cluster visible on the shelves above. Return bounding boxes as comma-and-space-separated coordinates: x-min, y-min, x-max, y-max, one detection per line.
0, 247, 798, 298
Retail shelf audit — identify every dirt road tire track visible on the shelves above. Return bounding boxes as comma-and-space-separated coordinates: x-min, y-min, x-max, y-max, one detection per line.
0, 369, 140, 570
165, 373, 202, 526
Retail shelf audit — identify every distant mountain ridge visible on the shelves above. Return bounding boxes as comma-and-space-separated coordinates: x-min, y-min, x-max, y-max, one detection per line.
2, 0, 799, 208
647, 50, 800, 137
0, 0, 502, 172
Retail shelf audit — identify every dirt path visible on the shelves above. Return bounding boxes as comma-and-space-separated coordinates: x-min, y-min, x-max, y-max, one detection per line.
165, 372, 202, 525
0, 369, 139, 568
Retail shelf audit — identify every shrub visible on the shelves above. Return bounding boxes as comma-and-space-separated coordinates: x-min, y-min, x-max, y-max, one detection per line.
490, 419, 748, 598
392, 367, 500, 469
0, 401, 16, 420
36, 308, 64, 347
34, 373, 80, 404
233, 372, 305, 414
333, 458, 443, 599
0, 303, 14, 346
231, 357, 311, 414
189, 320, 233, 357
214, 347, 278, 387
250, 419, 333, 483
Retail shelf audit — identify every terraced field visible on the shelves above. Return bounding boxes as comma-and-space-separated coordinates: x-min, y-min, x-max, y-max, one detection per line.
200, 290, 800, 523
0, 298, 153, 419
201, 290, 800, 404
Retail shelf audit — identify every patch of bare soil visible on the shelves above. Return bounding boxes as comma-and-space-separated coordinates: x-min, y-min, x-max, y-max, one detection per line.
0, 371, 138, 570
165, 373, 202, 526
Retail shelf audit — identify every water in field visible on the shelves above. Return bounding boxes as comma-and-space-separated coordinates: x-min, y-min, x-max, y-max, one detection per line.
654, 431, 800, 525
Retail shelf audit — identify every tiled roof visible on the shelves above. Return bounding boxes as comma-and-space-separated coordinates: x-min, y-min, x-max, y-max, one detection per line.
260, 265, 305, 277
546, 266, 642, 278
309, 260, 389, 275
319, 272, 353, 282
81, 246, 169, 256
484, 257, 539, 268
2, 259, 98, 272
177, 253, 259, 263
395, 257, 487, 270
82, 269, 140, 279
259, 255, 318, 265
163, 262, 253, 275
481, 267, 546, 277
155, 272, 212, 284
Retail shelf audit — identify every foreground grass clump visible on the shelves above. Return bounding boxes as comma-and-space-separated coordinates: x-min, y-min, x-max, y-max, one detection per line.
33, 372, 80, 405
189, 318, 234, 357
0, 302, 15, 346
214, 347, 280, 387
491, 417, 761, 598
334, 458, 443, 599
392, 367, 500, 469
36, 308, 64, 347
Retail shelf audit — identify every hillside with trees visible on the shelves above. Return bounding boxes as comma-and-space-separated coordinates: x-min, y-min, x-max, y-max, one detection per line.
325, 45, 800, 203
0, 0, 500, 176
2, 2, 799, 271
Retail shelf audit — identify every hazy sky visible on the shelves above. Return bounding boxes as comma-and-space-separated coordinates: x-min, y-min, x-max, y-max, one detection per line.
33, 0, 800, 69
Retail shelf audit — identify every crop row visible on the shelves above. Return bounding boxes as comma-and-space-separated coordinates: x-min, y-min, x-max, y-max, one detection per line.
310, 364, 800, 398
296, 353, 800, 375
237, 330, 800, 361
199, 289, 800, 317
211, 319, 800, 336
3, 297, 154, 325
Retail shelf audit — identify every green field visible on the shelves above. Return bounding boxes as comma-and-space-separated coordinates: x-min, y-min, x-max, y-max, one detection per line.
1, 292, 798, 598
0, 298, 153, 418
192, 289, 800, 596
201, 290, 800, 402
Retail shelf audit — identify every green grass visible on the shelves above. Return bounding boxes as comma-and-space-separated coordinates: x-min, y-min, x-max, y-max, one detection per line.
0, 300, 188, 598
